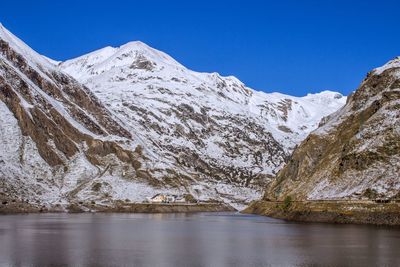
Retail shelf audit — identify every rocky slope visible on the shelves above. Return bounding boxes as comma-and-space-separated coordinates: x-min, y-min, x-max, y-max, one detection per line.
0, 24, 345, 210
0, 24, 144, 210
259, 57, 400, 202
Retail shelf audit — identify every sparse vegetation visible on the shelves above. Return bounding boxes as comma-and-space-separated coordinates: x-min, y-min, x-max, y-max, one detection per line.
92, 182, 102, 192
363, 188, 378, 199
184, 194, 197, 203
282, 195, 292, 211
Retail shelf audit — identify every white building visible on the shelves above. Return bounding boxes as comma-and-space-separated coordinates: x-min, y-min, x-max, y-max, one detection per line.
147, 194, 166, 203
147, 194, 187, 203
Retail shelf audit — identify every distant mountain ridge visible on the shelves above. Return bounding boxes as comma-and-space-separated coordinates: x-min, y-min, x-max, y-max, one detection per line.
59, 40, 346, 151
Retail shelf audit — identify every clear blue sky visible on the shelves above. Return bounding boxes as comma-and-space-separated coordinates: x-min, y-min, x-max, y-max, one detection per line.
1, 0, 399, 96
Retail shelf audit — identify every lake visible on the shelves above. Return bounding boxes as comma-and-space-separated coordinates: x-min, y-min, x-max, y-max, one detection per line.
0, 212, 399, 266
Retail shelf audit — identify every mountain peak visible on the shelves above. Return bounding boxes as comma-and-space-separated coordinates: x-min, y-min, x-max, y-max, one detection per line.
60, 40, 185, 80
305, 90, 344, 99
120, 40, 148, 48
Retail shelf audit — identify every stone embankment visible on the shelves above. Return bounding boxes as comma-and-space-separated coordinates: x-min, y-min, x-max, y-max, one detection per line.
243, 200, 400, 226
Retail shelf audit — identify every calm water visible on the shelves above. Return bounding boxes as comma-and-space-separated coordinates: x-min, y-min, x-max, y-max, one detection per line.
0, 213, 399, 267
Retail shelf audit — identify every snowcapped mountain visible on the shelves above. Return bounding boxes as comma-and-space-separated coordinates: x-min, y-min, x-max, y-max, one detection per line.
58, 41, 346, 207
60, 41, 345, 151
0, 24, 139, 211
0, 24, 345, 210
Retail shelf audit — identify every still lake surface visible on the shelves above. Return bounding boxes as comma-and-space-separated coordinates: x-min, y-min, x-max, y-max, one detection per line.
0, 212, 399, 267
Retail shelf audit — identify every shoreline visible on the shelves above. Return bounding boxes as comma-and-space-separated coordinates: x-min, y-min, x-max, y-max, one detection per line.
243, 200, 400, 226
0, 201, 237, 214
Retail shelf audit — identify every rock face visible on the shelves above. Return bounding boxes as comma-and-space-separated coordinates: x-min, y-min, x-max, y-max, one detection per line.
0, 24, 145, 210
0, 24, 345, 210
262, 57, 400, 202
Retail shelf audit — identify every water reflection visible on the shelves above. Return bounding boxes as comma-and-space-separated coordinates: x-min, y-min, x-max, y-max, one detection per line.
0, 213, 399, 266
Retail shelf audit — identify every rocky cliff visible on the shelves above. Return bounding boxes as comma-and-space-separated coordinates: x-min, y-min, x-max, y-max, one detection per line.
261, 57, 400, 202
